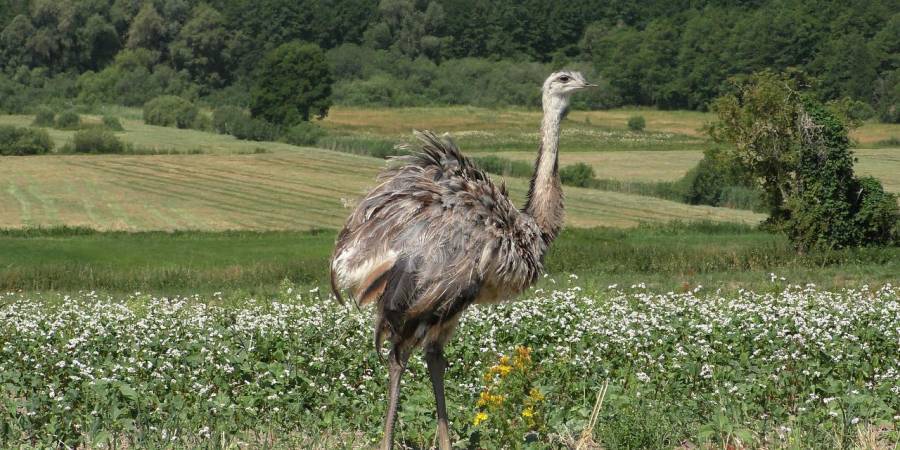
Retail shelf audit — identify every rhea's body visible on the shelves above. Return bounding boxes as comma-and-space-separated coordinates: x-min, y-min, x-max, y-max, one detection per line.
330, 70, 594, 450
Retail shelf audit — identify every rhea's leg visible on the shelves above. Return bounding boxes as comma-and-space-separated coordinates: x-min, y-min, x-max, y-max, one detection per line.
381, 346, 409, 450
425, 344, 451, 450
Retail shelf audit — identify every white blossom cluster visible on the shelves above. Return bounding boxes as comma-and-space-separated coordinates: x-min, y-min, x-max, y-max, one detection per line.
0, 283, 897, 445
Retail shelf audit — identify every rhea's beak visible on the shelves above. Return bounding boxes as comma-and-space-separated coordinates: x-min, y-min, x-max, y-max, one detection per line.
582, 82, 598, 88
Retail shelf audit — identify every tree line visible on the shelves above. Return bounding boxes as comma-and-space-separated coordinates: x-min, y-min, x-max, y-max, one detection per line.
0, 0, 898, 121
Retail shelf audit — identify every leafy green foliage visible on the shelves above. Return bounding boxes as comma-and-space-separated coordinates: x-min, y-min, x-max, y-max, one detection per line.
212, 106, 278, 141
63, 128, 126, 154
851, 176, 900, 244
75, 49, 198, 107
281, 121, 327, 146
683, 147, 760, 210
212, 106, 246, 135
143, 95, 199, 129
0, 125, 53, 155
31, 106, 55, 127
102, 115, 124, 131
169, 4, 241, 89
250, 42, 333, 126
125, 2, 164, 51
1, 1, 898, 116
559, 162, 596, 187
55, 110, 81, 130
627, 115, 646, 131
874, 69, 900, 123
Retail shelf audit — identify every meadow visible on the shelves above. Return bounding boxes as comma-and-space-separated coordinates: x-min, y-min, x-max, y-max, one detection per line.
1, 223, 898, 294
1, 106, 898, 448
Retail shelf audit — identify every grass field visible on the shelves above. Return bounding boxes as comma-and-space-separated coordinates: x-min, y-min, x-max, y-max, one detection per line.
322, 106, 900, 147
1, 224, 896, 293
1, 114, 303, 155
0, 113, 767, 231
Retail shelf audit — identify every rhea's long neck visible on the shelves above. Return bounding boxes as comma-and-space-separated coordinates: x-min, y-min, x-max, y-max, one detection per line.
524, 93, 567, 244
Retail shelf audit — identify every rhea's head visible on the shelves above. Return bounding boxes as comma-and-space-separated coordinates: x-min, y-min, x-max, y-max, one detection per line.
542, 71, 595, 113
542, 71, 595, 97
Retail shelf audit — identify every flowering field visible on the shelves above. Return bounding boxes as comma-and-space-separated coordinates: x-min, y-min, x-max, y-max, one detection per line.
1, 282, 898, 448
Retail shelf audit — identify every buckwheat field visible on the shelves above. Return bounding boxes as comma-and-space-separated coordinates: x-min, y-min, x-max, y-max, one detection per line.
2, 278, 898, 448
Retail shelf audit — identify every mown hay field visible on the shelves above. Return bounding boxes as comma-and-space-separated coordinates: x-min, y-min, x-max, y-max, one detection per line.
0, 152, 763, 231
1, 106, 895, 234
0, 113, 765, 231
491, 147, 900, 191
322, 106, 900, 147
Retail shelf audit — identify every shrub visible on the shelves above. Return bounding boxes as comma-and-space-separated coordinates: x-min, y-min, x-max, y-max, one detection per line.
233, 117, 279, 141
32, 107, 55, 127
212, 106, 247, 135
0, 125, 53, 155
874, 69, 899, 124
55, 111, 81, 129
64, 128, 126, 154
627, 115, 646, 131
102, 115, 124, 131
850, 176, 899, 245
683, 147, 759, 209
143, 95, 199, 129
282, 121, 327, 146
192, 113, 211, 131
212, 106, 278, 141
559, 162, 596, 187
845, 99, 876, 122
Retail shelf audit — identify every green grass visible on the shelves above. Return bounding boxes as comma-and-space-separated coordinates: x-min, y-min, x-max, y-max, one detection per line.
0, 228, 333, 293
2, 224, 896, 294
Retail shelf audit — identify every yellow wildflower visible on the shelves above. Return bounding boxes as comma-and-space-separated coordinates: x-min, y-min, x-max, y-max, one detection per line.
477, 391, 491, 406
516, 346, 531, 360
497, 364, 512, 377
521, 407, 534, 418
473, 411, 488, 426
514, 346, 532, 369
528, 387, 544, 402
499, 355, 510, 365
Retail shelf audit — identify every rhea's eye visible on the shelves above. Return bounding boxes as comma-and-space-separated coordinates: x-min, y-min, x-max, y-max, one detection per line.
558, 75, 571, 83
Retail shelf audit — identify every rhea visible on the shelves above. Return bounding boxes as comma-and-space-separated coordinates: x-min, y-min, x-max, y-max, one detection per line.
330, 71, 595, 449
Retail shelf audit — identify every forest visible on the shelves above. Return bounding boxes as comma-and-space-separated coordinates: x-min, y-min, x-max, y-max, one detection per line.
1, 0, 898, 121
